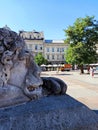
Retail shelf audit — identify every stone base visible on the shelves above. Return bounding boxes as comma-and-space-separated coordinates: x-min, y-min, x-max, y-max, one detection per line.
0, 85, 30, 108
0, 95, 98, 130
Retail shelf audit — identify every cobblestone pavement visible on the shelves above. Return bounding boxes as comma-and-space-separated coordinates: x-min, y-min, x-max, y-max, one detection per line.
41, 70, 98, 110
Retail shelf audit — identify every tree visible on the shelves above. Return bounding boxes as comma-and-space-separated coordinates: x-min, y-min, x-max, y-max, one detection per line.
64, 16, 98, 73
34, 53, 48, 66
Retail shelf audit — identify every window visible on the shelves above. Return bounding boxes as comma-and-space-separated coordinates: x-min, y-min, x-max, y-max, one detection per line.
59, 48, 62, 53
57, 48, 59, 52
52, 48, 54, 52
35, 45, 38, 50
62, 55, 64, 59
62, 48, 64, 52
37, 35, 40, 39
29, 35, 31, 39
47, 55, 49, 59
40, 46, 42, 50
47, 48, 49, 52
52, 55, 54, 59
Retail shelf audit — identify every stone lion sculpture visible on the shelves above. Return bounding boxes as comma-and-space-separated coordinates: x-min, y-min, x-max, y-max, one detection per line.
0, 27, 67, 107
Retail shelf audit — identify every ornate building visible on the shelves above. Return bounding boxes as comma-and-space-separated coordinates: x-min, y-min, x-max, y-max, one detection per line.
19, 30, 44, 55
19, 30, 68, 64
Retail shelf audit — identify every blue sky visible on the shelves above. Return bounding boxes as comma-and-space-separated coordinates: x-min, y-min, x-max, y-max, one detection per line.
0, 0, 98, 39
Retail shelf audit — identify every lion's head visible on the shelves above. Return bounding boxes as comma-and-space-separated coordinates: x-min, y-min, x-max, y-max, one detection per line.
0, 27, 43, 104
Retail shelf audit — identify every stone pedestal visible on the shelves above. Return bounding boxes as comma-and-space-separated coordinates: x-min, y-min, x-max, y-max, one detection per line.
0, 95, 98, 130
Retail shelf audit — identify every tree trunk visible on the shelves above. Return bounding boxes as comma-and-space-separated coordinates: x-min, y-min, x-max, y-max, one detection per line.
80, 64, 84, 74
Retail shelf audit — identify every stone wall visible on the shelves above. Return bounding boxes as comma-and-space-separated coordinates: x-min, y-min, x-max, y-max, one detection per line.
0, 95, 98, 130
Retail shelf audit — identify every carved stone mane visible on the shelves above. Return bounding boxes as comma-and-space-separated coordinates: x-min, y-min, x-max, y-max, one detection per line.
0, 28, 43, 107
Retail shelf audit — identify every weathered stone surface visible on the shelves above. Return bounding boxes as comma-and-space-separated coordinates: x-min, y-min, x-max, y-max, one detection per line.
0, 95, 98, 130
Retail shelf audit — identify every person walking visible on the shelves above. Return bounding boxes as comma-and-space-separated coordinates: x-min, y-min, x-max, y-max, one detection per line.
90, 66, 94, 77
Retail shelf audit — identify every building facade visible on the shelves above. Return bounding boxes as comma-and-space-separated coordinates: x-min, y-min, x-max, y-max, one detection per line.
19, 30, 68, 64
44, 40, 68, 64
19, 30, 44, 55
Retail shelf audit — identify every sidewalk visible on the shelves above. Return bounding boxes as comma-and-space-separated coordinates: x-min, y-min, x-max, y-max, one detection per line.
41, 70, 98, 110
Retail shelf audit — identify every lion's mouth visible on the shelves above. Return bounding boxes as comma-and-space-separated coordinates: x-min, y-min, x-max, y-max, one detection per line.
27, 86, 35, 91
26, 86, 42, 99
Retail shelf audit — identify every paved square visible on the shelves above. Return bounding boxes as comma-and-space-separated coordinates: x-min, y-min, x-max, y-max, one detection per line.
41, 70, 98, 110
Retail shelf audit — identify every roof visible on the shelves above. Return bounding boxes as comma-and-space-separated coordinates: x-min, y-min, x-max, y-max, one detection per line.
19, 30, 44, 40
45, 40, 53, 43
45, 39, 64, 43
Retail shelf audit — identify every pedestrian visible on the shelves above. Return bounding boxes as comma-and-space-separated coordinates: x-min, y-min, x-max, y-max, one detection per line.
90, 66, 94, 77
87, 66, 90, 74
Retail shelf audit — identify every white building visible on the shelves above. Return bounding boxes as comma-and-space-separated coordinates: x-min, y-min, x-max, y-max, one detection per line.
19, 30, 44, 55
44, 40, 68, 64
19, 30, 68, 64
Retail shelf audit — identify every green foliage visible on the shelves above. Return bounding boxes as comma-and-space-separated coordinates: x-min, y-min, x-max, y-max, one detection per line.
65, 45, 75, 64
64, 16, 98, 65
34, 53, 48, 66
